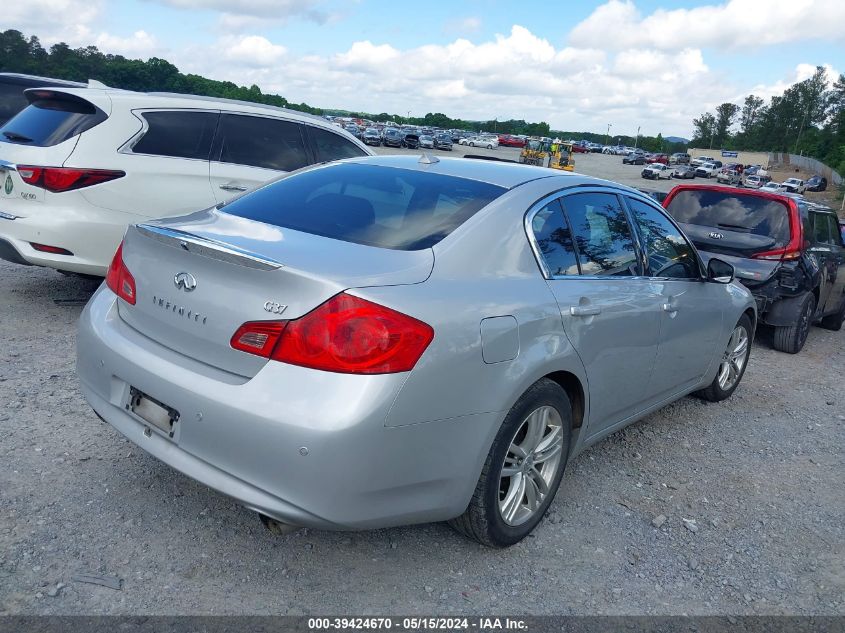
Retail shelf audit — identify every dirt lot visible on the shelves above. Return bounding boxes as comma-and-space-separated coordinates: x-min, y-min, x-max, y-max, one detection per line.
0, 157, 844, 616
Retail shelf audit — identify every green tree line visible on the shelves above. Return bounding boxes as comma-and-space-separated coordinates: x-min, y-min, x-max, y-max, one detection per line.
691, 65, 845, 176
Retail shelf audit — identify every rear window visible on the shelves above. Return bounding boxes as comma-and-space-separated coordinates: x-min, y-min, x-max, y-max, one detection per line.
665, 189, 791, 245
220, 162, 506, 250
0, 95, 106, 147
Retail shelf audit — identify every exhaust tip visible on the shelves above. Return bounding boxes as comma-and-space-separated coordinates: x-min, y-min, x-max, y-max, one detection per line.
258, 513, 301, 536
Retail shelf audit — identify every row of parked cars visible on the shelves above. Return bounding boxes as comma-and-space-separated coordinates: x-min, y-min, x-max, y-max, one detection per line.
2, 73, 843, 549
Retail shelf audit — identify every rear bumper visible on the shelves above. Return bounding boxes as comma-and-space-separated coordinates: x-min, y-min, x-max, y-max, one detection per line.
0, 205, 144, 275
77, 288, 496, 530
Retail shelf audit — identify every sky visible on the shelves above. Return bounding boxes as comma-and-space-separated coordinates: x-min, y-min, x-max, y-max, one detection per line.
3, 0, 844, 138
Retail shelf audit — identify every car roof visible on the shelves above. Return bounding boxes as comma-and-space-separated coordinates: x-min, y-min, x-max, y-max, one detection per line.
344, 154, 649, 192
0, 72, 87, 88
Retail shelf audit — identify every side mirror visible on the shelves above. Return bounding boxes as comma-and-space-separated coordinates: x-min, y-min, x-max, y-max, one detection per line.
707, 258, 735, 284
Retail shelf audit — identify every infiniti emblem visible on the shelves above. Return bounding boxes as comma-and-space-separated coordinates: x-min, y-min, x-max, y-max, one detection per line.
174, 272, 197, 292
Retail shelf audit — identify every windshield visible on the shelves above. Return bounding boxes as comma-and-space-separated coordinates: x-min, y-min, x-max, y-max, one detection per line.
221, 163, 506, 251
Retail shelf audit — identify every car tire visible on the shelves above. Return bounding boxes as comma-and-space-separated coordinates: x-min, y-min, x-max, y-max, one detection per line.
487, 144, 493, 149
448, 378, 572, 547
470, 142, 476, 147
819, 297, 845, 331
696, 314, 753, 402
773, 293, 816, 354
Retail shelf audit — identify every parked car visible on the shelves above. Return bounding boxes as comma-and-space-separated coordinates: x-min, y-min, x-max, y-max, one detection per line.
623, 152, 646, 165
646, 153, 669, 165
462, 136, 498, 149
805, 175, 827, 192
669, 153, 691, 165
760, 181, 786, 193
716, 169, 741, 185
0, 72, 88, 126
571, 144, 590, 154
403, 132, 421, 149
664, 184, 845, 354
641, 163, 673, 180
690, 155, 716, 167
840, 219, 845, 243
77, 156, 755, 547
362, 128, 382, 147
419, 135, 435, 149
781, 177, 806, 194
382, 128, 403, 148
434, 133, 453, 151
695, 161, 724, 178
742, 174, 770, 189
344, 124, 362, 139
672, 165, 696, 179
498, 135, 526, 148
0, 87, 371, 276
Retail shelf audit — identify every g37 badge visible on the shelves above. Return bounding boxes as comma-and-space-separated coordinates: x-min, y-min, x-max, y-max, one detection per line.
263, 301, 287, 315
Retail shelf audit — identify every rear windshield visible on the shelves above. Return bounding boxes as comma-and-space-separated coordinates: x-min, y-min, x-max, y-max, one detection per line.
0, 95, 106, 147
220, 162, 506, 250
665, 189, 791, 244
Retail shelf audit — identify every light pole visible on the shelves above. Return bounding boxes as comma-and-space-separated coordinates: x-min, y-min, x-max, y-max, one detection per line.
634, 125, 641, 150
605, 123, 612, 146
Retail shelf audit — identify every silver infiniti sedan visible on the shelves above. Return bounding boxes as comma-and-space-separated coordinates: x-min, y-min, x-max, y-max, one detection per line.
77, 155, 756, 547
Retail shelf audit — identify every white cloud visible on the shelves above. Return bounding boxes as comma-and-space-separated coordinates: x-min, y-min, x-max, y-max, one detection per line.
149, 0, 331, 23
93, 30, 160, 57
4, 0, 103, 43
224, 35, 287, 66
570, 0, 845, 51
444, 16, 482, 35
170, 25, 730, 136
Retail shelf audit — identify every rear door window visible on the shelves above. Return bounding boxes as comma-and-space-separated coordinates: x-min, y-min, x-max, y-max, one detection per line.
530, 199, 579, 276
220, 162, 505, 250
0, 94, 106, 147
216, 114, 309, 172
560, 192, 640, 276
132, 110, 217, 160
310, 126, 368, 162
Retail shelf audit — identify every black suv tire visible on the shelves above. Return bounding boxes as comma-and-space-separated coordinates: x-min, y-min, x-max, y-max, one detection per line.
773, 293, 815, 354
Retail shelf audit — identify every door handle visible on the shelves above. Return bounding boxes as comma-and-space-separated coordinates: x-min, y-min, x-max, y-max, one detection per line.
662, 302, 679, 313
570, 305, 601, 317
219, 183, 247, 192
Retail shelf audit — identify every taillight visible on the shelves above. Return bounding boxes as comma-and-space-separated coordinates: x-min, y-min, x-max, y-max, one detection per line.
17, 166, 125, 193
105, 241, 136, 305
231, 293, 434, 375
752, 200, 803, 261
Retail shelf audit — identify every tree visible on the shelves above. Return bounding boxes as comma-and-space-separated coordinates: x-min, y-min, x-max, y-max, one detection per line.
740, 95, 764, 136
691, 112, 716, 147
714, 102, 740, 147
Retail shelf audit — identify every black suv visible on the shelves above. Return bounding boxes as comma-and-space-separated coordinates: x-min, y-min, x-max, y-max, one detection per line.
0, 73, 87, 126
664, 184, 845, 353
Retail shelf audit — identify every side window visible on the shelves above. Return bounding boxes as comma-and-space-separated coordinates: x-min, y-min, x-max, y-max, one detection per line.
825, 216, 842, 247
217, 114, 308, 172
132, 111, 217, 160
561, 192, 640, 276
626, 197, 699, 279
310, 126, 368, 162
812, 212, 831, 244
530, 199, 579, 276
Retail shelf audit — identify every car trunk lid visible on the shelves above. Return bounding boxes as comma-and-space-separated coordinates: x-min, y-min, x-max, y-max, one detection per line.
117, 209, 434, 378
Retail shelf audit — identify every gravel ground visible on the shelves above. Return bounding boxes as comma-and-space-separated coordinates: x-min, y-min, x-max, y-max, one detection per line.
1, 172, 844, 616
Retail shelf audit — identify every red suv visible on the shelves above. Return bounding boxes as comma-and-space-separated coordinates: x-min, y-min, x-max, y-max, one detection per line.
664, 184, 845, 353
646, 153, 669, 165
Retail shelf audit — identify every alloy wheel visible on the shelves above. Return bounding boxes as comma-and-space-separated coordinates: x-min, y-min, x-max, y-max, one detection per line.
498, 405, 564, 526
717, 325, 749, 390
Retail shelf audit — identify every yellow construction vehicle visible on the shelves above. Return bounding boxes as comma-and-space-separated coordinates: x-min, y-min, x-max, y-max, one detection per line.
518, 139, 547, 166
548, 142, 575, 171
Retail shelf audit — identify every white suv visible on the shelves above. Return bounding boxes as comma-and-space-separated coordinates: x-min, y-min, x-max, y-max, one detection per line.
0, 88, 372, 276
